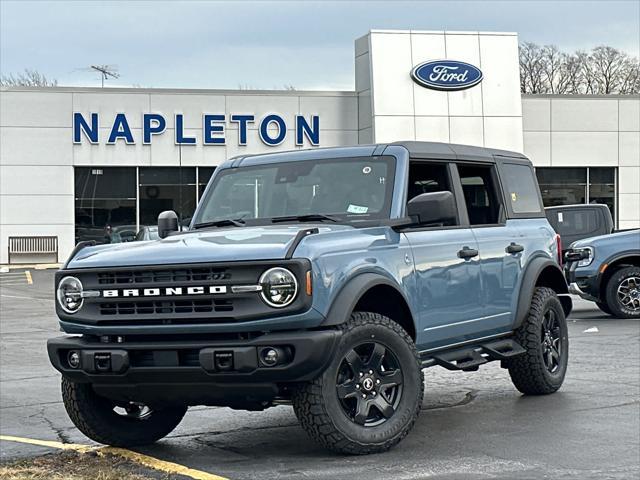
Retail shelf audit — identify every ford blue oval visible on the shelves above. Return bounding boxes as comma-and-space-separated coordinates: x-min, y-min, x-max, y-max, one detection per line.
411, 60, 483, 91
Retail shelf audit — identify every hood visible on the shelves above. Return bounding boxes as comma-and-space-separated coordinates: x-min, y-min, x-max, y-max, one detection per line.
66, 224, 354, 269
571, 229, 640, 249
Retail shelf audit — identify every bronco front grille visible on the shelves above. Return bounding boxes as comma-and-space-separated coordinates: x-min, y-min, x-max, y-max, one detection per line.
97, 267, 231, 285
99, 299, 234, 316
57, 259, 312, 327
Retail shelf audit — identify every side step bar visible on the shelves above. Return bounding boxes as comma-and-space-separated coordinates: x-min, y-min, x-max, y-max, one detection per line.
421, 338, 526, 371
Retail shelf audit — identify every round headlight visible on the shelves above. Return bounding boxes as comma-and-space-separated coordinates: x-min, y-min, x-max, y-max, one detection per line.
259, 267, 298, 308
57, 276, 84, 314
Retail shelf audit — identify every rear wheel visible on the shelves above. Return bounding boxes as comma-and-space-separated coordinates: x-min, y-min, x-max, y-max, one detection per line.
604, 266, 640, 319
62, 377, 187, 447
292, 311, 423, 455
507, 287, 568, 395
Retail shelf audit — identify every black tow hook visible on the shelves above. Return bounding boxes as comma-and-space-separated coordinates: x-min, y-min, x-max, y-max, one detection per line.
94, 353, 112, 372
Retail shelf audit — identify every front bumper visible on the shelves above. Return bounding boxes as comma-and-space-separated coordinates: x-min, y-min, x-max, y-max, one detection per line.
47, 329, 340, 407
565, 262, 600, 302
568, 282, 599, 302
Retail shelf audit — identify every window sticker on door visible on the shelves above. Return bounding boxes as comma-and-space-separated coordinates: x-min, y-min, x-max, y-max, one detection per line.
347, 204, 369, 214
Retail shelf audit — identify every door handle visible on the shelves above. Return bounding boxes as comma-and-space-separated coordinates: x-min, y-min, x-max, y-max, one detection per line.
506, 242, 524, 254
458, 246, 479, 259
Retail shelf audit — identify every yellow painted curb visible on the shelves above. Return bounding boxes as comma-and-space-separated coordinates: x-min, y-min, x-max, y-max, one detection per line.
101, 446, 230, 480
0, 435, 229, 480
0, 435, 93, 453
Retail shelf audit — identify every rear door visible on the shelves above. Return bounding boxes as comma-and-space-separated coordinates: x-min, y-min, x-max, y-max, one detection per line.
456, 162, 524, 332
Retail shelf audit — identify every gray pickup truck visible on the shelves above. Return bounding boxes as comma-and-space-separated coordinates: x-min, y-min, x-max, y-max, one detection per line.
545, 204, 614, 253
565, 229, 640, 318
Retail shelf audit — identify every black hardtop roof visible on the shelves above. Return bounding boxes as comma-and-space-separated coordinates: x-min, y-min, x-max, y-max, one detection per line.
390, 141, 528, 162
225, 141, 529, 167
545, 203, 611, 211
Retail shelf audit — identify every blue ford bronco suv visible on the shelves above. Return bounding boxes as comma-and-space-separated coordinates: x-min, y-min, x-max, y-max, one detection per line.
48, 142, 572, 455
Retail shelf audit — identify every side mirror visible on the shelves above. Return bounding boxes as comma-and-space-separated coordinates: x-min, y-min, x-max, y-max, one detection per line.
158, 210, 179, 239
407, 191, 457, 225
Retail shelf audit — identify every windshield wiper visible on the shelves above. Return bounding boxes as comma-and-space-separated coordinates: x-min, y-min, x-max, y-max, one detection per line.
193, 218, 246, 229
271, 214, 339, 223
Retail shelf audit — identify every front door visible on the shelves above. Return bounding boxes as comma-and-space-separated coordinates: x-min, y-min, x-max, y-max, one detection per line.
406, 229, 484, 350
403, 161, 484, 350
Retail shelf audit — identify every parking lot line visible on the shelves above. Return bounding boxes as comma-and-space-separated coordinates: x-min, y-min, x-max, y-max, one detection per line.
25, 271, 33, 285
0, 435, 229, 480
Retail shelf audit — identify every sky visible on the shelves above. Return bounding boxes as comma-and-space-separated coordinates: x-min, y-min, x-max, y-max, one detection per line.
1, 0, 639, 90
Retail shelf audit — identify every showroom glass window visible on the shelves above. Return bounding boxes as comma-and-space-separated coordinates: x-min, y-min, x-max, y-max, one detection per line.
536, 167, 617, 224
198, 167, 216, 200
139, 168, 196, 227
75, 167, 136, 244
588, 168, 616, 220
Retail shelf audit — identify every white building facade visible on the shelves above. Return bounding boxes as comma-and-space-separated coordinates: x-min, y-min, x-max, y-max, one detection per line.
1, 30, 638, 263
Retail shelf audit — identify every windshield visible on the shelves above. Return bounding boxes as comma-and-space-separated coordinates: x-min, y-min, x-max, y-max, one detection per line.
194, 156, 396, 225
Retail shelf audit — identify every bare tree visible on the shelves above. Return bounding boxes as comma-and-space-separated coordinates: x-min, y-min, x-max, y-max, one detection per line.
590, 46, 630, 93
0, 69, 58, 87
519, 42, 546, 93
520, 43, 639, 94
541, 45, 570, 94
562, 52, 586, 94
618, 58, 639, 94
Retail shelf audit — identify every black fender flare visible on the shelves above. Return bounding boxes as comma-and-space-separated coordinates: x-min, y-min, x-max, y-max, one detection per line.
514, 257, 571, 329
321, 273, 411, 327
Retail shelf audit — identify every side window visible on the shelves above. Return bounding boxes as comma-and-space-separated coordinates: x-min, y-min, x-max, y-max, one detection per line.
502, 163, 543, 214
457, 164, 503, 225
407, 162, 451, 200
553, 209, 599, 236
407, 161, 456, 226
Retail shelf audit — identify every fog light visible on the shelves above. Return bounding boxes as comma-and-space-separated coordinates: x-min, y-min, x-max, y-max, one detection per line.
67, 351, 80, 369
261, 348, 279, 367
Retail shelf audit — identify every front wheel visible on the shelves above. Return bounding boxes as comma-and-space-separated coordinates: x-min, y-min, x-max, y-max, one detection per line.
604, 266, 640, 319
506, 287, 569, 395
62, 377, 187, 447
292, 312, 423, 455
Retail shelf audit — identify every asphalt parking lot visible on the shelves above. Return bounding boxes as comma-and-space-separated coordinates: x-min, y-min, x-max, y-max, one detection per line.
1, 268, 639, 480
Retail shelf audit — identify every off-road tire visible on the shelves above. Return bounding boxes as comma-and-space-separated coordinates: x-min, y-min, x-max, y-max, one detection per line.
292, 311, 423, 455
62, 377, 187, 447
604, 266, 640, 319
596, 301, 612, 315
507, 287, 569, 395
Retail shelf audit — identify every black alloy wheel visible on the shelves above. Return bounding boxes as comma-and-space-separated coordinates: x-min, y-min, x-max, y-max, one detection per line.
292, 311, 423, 454
336, 342, 403, 427
506, 287, 568, 395
540, 308, 563, 374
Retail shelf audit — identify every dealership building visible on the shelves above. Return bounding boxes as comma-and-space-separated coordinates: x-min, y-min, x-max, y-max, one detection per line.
1, 29, 639, 264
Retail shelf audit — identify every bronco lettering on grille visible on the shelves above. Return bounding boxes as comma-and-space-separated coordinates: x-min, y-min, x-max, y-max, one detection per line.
102, 286, 228, 297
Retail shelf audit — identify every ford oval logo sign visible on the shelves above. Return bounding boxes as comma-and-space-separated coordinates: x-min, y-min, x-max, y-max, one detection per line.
411, 60, 483, 91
